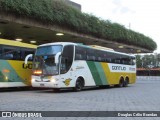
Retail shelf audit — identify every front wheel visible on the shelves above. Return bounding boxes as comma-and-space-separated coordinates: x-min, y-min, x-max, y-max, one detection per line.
74, 78, 84, 92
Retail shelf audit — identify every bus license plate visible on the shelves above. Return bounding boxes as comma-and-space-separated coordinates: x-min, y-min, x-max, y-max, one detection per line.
40, 84, 45, 87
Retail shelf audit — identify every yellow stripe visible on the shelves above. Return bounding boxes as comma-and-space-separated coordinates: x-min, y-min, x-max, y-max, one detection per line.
8, 60, 32, 86
101, 62, 136, 85
101, 62, 119, 84
0, 38, 37, 48
101, 63, 111, 84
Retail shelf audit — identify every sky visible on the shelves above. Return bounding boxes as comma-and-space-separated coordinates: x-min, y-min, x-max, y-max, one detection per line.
71, 0, 160, 53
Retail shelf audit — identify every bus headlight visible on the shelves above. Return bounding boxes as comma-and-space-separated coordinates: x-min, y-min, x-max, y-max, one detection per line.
51, 78, 56, 83
31, 78, 35, 82
5, 76, 8, 81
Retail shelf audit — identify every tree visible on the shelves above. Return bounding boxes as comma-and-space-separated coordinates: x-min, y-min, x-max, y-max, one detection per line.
136, 53, 160, 68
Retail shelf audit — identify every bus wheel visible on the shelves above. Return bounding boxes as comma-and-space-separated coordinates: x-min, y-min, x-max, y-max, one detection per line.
118, 78, 124, 88
124, 78, 129, 87
74, 78, 84, 92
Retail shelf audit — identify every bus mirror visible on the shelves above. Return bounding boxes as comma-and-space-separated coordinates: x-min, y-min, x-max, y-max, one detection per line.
133, 59, 136, 65
55, 52, 61, 64
25, 54, 33, 64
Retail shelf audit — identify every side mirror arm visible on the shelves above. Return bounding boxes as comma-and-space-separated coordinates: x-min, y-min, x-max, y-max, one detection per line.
55, 52, 61, 64
25, 54, 33, 64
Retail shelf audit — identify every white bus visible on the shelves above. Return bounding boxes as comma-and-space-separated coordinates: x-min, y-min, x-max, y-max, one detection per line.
26, 42, 136, 91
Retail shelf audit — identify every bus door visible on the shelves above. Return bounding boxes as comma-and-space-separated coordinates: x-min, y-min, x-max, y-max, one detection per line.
59, 45, 74, 87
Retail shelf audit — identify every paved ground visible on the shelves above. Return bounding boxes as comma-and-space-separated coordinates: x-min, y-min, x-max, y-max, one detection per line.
0, 79, 160, 120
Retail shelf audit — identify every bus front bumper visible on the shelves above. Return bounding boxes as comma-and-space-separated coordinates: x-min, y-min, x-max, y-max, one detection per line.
32, 81, 59, 88
31, 76, 59, 88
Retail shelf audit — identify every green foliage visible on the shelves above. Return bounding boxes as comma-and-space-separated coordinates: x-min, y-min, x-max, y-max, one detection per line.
136, 54, 160, 68
0, 0, 157, 51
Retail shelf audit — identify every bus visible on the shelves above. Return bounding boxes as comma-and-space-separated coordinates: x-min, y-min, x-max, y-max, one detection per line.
26, 42, 136, 91
0, 39, 37, 88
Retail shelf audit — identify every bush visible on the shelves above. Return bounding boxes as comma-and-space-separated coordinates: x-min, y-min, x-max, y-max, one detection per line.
0, 0, 157, 51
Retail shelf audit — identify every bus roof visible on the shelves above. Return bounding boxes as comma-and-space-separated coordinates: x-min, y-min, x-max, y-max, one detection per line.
0, 38, 37, 49
38, 42, 135, 57
89, 45, 114, 51
38, 42, 77, 47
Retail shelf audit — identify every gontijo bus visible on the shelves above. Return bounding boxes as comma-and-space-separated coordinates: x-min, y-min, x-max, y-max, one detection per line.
25, 42, 136, 91
0, 39, 36, 88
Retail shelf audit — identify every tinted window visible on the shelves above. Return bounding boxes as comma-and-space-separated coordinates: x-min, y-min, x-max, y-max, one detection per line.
121, 55, 131, 65
105, 52, 117, 63
36, 45, 62, 55
87, 49, 95, 61
0, 46, 2, 59
22, 48, 35, 61
0, 45, 36, 61
75, 46, 87, 60
60, 45, 74, 74
3, 46, 21, 60
74, 46, 135, 65
95, 50, 106, 62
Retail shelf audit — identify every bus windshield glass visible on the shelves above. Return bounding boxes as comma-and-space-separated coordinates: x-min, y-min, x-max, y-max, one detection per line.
36, 45, 62, 56
33, 55, 59, 75
33, 45, 62, 75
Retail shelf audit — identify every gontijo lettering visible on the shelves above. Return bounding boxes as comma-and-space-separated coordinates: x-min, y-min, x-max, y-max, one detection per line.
112, 66, 126, 71
22, 63, 32, 69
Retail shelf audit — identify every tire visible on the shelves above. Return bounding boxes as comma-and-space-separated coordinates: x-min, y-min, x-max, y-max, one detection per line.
124, 79, 129, 87
118, 79, 124, 88
74, 78, 84, 92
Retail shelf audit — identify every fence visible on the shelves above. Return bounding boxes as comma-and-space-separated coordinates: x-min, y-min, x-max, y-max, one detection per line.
137, 76, 160, 81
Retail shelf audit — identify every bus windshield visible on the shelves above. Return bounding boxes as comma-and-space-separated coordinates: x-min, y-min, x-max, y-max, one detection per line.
36, 45, 62, 56
33, 55, 59, 75
33, 45, 62, 75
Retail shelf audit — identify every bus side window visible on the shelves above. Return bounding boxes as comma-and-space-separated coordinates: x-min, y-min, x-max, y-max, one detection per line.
60, 45, 74, 74
75, 46, 87, 60
115, 59, 121, 64
0, 46, 2, 59
104, 52, 111, 63
13, 51, 21, 60
106, 52, 115, 63
87, 49, 95, 61
124, 57, 130, 65
3, 47, 21, 60
101, 52, 106, 62
22, 49, 35, 61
